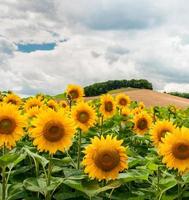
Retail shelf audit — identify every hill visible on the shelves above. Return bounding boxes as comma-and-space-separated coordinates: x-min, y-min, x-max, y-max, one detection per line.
85, 89, 189, 108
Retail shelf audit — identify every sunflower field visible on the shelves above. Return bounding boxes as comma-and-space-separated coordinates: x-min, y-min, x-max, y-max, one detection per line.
0, 85, 189, 200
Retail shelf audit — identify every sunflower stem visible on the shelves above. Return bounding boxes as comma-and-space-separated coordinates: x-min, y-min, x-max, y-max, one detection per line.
157, 166, 160, 193
68, 97, 72, 111
100, 116, 104, 136
177, 173, 182, 200
2, 144, 6, 200
2, 166, 6, 200
77, 129, 82, 170
65, 149, 77, 169
46, 154, 53, 200
119, 108, 122, 133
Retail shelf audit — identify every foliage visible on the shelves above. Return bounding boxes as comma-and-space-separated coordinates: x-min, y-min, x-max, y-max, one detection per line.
1, 88, 189, 200
168, 92, 189, 99
84, 79, 153, 96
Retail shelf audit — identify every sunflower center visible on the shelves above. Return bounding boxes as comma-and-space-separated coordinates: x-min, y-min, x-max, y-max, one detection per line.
30, 104, 39, 109
119, 98, 127, 106
105, 101, 113, 112
48, 104, 56, 110
69, 90, 79, 99
61, 103, 67, 108
43, 122, 64, 142
172, 143, 189, 160
122, 113, 128, 117
0, 118, 16, 135
77, 111, 89, 123
7, 99, 17, 105
94, 149, 120, 171
137, 118, 148, 130
158, 129, 170, 142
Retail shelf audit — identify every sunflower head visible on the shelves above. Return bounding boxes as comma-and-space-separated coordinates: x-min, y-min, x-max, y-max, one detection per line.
150, 120, 175, 148
121, 107, 131, 118
82, 135, 128, 180
99, 94, 116, 119
59, 100, 68, 109
36, 93, 45, 101
138, 102, 145, 109
132, 107, 142, 115
47, 99, 58, 110
116, 93, 131, 108
133, 112, 152, 135
66, 84, 84, 101
31, 109, 76, 154
72, 101, 97, 132
159, 127, 189, 172
26, 106, 45, 119
0, 103, 26, 148
24, 97, 43, 111
4, 93, 22, 106
168, 105, 177, 114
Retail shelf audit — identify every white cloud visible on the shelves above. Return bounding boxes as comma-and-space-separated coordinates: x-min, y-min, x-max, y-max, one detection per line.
7, 36, 139, 95
164, 83, 189, 93
0, 0, 189, 95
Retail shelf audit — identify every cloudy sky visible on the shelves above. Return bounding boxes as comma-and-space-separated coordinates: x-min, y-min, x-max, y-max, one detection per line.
1, 0, 189, 96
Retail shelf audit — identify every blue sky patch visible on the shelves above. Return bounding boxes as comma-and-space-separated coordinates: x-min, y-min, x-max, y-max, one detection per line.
17, 43, 56, 53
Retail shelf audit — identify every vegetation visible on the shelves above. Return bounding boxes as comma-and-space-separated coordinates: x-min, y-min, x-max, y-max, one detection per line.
84, 79, 153, 96
0, 84, 189, 200
169, 92, 189, 99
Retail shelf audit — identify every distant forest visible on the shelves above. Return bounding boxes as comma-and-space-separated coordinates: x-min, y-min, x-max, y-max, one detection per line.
168, 92, 189, 99
84, 79, 153, 96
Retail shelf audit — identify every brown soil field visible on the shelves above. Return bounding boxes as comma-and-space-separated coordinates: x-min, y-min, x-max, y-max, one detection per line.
85, 89, 189, 108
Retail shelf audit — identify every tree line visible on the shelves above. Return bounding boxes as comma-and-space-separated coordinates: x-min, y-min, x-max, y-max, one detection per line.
84, 79, 153, 96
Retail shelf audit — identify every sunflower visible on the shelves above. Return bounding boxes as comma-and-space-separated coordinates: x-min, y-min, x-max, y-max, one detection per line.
30, 109, 76, 154
159, 127, 189, 172
133, 112, 152, 135
66, 84, 84, 101
59, 100, 68, 109
36, 93, 45, 101
138, 102, 145, 110
26, 106, 44, 119
132, 107, 142, 115
99, 94, 116, 119
0, 103, 26, 148
150, 120, 175, 148
4, 93, 22, 106
121, 107, 130, 118
24, 97, 43, 111
47, 99, 58, 110
82, 135, 128, 180
116, 93, 131, 108
72, 101, 97, 132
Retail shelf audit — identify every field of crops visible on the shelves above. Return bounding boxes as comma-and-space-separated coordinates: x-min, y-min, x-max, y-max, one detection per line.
1, 84, 189, 200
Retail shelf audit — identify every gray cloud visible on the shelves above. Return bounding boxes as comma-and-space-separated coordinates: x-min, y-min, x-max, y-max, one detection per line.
0, 0, 189, 95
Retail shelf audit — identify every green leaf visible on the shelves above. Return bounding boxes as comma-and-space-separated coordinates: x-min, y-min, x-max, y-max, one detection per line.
158, 177, 177, 199
63, 179, 120, 198
23, 177, 64, 196
146, 162, 158, 172
128, 157, 145, 168
0, 153, 20, 167
8, 152, 27, 169
117, 169, 150, 183
63, 168, 87, 180
46, 177, 64, 192
24, 147, 48, 168
52, 157, 72, 167
54, 191, 82, 200
159, 177, 177, 191
182, 173, 189, 184
7, 183, 26, 200
23, 177, 47, 195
